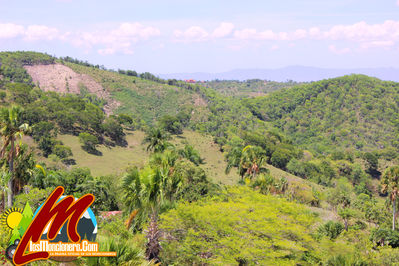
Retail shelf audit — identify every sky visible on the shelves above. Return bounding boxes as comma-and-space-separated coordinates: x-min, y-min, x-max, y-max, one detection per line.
0, 0, 399, 73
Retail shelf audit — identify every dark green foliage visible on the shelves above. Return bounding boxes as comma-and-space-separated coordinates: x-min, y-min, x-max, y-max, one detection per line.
363, 152, 380, 177
317, 221, 344, 239
0, 91, 6, 102
0, 51, 54, 83
143, 127, 171, 153
38, 137, 57, 157
287, 159, 336, 186
103, 117, 125, 144
77, 175, 119, 213
6, 83, 34, 104
204, 79, 300, 97
52, 144, 73, 159
126, 70, 138, 77
245, 75, 399, 153
370, 228, 399, 248
174, 160, 218, 202
270, 146, 293, 169
31, 121, 56, 142
177, 144, 203, 166
158, 115, 183, 135
117, 114, 133, 125
0, 144, 35, 195
79, 132, 99, 153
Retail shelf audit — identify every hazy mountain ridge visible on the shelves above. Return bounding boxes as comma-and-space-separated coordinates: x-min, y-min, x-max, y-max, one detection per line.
160, 66, 399, 82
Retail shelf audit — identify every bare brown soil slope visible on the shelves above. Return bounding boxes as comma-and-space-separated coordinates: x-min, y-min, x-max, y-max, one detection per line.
24, 63, 119, 114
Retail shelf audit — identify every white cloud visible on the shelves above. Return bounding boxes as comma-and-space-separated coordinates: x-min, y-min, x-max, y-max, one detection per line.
0, 21, 160, 55
174, 26, 209, 42
328, 45, 351, 55
69, 23, 160, 55
360, 40, 395, 49
322, 21, 399, 42
0, 23, 24, 39
174, 22, 234, 42
24, 25, 59, 41
308, 27, 321, 39
293, 29, 307, 40
212, 22, 234, 38
111, 23, 160, 41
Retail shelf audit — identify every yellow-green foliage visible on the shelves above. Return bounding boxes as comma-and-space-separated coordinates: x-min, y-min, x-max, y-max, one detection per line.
159, 186, 318, 265
288, 180, 320, 206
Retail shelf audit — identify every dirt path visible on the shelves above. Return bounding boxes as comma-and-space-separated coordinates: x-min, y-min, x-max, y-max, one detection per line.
24, 63, 119, 115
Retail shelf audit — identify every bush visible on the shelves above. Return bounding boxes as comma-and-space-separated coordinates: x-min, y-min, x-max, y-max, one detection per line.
52, 144, 72, 159
79, 132, 99, 153
103, 117, 125, 144
13, 186, 53, 211
317, 221, 344, 240
270, 147, 292, 169
158, 115, 183, 135
159, 186, 318, 265
0, 91, 6, 101
371, 228, 399, 248
288, 181, 320, 206
31, 121, 56, 142
38, 137, 56, 157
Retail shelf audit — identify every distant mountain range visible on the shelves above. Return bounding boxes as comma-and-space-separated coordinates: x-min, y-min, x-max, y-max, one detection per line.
159, 66, 399, 82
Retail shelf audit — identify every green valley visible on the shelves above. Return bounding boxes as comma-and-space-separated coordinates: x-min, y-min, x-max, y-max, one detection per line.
1, 51, 399, 265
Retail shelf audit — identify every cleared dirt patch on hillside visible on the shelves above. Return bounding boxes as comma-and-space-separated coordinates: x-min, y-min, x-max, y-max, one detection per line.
24, 63, 119, 114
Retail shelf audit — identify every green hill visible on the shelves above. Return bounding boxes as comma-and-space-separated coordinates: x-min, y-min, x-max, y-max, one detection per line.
64, 62, 210, 124
203, 79, 300, 97
246, 75, 399, 154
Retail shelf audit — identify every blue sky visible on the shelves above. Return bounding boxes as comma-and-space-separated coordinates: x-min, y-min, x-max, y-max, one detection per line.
0, 0, 399, 73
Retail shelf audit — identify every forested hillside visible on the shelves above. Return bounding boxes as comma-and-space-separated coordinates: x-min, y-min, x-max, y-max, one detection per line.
203, 79, 300, 97
246, 75, 399, 154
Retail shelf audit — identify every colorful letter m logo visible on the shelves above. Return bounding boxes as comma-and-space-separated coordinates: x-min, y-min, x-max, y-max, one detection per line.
13, 186, 95, 265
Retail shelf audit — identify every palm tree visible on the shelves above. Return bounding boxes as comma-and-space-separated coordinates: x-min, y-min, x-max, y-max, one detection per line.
123, 160, 183, 262
0, 106, 30, 208
381, 166, 399, 230
225, 146, 244, 176
178, 144, 203, 166
225, 145, 269, 181
239, 145, 268, 180
143, 127, 171, 153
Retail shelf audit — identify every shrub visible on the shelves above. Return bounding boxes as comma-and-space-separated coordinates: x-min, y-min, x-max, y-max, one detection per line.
317, 221, 344, 240
370, 228, 399, 248
159, 186, 318, 265
270, 147, 292, 169
52, 144, 72, 159
79, 132, 99, 153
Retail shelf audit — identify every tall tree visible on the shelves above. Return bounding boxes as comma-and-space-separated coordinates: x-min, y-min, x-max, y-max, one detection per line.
240, 145, 268, 180
0, 106, 30, 207
381, 166, 399, 230
225, 146, 244, 177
